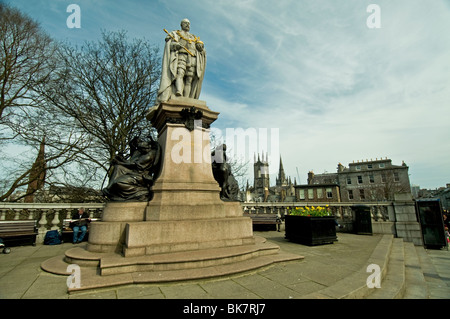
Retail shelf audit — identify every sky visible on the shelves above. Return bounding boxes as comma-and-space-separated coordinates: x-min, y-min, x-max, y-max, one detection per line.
6, 0, 450, 190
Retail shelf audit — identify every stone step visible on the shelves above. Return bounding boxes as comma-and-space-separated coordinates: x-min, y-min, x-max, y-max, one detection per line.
99, 238, 281, 275
414, 245, 449, 299
403, 242, 428, 299
67, 252, 301, 292
300, 234, 394, 299
367, 237, 405, 299
365, 238, 449, 299
41, 235, 303, 292
52, 236, 283, 275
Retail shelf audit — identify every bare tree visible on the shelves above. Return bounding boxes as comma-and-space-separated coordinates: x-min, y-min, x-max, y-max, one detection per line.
364, 170, 411, 201
0, 3, 53, 120
0, 4, 96, 202
38, 30, 161, 176
0, 5, 161, 202
1, 101, 93, 202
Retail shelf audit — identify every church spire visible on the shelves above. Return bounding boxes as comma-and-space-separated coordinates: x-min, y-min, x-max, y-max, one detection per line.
276, 155, 287, 186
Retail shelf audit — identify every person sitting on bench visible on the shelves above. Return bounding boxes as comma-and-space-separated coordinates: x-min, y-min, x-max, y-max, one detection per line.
70, 207, 91, 244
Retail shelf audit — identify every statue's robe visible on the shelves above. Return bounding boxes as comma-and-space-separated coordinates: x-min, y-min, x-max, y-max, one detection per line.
156, 30, 206, 103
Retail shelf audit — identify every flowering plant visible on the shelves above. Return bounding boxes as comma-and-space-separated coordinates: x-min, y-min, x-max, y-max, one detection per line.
288, 206, 331, 217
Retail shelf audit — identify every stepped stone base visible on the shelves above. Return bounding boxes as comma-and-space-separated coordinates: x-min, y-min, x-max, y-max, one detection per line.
40, 201, 302, 292
85, 201, 255, 257
41, 236, 303, 292
40, 98, 304, 291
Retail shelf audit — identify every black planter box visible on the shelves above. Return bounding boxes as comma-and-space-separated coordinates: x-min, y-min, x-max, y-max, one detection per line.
285, 215, 338, 246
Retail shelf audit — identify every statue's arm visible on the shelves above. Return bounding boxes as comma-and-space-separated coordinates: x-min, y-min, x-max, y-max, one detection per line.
166, 31, 182, 51
196, 41, 204, 52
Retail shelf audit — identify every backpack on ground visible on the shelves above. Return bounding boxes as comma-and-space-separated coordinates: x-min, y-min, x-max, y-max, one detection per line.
44, 230, 62, 245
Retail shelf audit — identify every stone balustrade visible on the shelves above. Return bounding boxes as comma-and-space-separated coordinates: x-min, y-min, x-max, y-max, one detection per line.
241, 201, 393, 222
240, 199, 423, 245
0, 198, 423, 245
0, 203, 105, 243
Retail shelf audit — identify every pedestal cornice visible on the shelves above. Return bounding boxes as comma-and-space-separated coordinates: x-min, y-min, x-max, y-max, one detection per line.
147, 97, 220, 134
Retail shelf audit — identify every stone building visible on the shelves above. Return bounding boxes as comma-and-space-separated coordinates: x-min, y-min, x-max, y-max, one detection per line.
246, 157, 412, 204
415, 183, 450, 211
435, 186, 450, 211
297, 158, 412, 203
337, 158, 411, 202
294, 184, 341, 203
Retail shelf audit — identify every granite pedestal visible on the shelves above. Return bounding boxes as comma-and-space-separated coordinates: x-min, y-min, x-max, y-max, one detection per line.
41, 98, 302, 291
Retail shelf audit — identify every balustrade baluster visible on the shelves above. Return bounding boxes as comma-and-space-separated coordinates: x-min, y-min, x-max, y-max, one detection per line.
37, 210, 48, 243
381, 206, 389, 221
335, 207, 342, 219
13, 209, 20, 220
375, 206, 383, 221
51, 209, 60, 230
343, 207, 351, 219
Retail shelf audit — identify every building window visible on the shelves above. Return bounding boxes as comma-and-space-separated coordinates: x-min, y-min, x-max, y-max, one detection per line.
369, 175, 375, 183
379, 163, 385, 168
360, 189, 365, 200
394, 172, 400, 182
381, 173, 387, 183
368, 164, 373, 169
308, 189, 314, 199
326, 188, 333, 198
356, 165, 361, 170
347, 177, 351, 184
299, 189, 305, 200
357, 176, 363, 184
348, 190, 354, 200
317, 188, 323, 198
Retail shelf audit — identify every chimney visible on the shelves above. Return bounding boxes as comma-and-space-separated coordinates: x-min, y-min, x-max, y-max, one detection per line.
307, 171, 315, 185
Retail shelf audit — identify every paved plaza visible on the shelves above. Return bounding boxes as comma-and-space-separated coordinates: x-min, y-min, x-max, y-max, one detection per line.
1, 230, 449, 300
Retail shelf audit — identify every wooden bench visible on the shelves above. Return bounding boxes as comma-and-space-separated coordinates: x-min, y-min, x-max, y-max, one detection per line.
244, 214, 282, 232
61, 218, 99, 243
0, 220, 38, 252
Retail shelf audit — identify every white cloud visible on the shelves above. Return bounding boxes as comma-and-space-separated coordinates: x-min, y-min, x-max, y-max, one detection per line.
209, 1, 450, 189
9, 0, 450, 189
